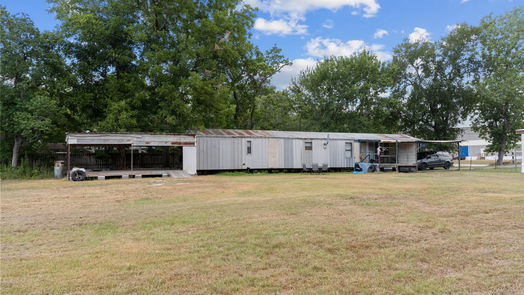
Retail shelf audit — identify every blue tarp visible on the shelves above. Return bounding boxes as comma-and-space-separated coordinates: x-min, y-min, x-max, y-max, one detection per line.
353, 163, 374, 174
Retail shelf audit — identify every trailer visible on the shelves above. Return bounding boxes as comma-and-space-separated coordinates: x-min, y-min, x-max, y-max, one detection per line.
195, 129, 421, 173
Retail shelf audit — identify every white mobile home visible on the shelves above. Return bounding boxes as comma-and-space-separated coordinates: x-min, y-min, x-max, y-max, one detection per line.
196, 129, 420, 172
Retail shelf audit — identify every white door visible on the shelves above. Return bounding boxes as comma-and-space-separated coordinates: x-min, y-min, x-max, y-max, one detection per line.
344, 142, 353, 167
303, 141, 313, 168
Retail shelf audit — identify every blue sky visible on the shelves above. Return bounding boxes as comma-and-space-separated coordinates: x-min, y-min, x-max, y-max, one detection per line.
3, 0, 522, 88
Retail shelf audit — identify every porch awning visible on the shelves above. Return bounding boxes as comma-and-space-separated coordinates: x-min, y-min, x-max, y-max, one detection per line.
418, 140, 461, 144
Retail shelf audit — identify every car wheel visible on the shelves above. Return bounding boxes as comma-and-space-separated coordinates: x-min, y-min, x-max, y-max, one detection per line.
71, 170, 86, 181
420, 163, 428, 170
444, 162, 451, 170
368, 165, 377, 172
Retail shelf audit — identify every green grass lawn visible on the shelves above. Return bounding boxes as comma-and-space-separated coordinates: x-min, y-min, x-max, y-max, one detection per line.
1, 171, 523, 294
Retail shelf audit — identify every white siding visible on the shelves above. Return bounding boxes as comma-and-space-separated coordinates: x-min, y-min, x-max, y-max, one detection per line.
243, 138, 268, 169
182, 146, 197, 174
268, 138, 281, 168
197, 137, 242, 170
398, 143, 417, 164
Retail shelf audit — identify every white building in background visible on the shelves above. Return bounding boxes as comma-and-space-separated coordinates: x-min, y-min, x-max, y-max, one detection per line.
517, 129, 524, 173
458, 127, 522, 161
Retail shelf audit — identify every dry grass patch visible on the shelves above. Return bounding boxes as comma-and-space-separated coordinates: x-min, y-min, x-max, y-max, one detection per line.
1, 171, 523, 294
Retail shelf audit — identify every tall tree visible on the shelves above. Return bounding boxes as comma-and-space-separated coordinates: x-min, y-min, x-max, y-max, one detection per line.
0, 7, 67, 167
290, 51, 398, 133
49, 0, 279, 132
391, 26, 477, 140
470, 7, 524, 165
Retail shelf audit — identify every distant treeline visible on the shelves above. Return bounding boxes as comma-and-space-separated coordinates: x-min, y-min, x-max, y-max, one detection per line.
1, 2, 522, 167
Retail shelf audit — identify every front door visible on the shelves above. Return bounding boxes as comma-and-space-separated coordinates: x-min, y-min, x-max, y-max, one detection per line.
345, 142, 353, 167
303, 141, 313, 168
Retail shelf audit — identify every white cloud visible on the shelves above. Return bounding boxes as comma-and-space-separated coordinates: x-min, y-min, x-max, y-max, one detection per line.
254, 17, 308, 35
460, 0, 470, 3
244, 0, 381, 18
322, 19, 334, 29
271, 58, 318, 89
408, 27, 431, 43
373, 28, 388, 39
305, 37, 392, 61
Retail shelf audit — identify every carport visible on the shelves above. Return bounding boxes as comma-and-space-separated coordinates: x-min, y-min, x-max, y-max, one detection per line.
417, 139, 463, 170
65, 133, 197, 180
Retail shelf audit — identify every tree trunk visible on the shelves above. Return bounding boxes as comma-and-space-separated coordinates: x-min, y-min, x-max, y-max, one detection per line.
233, 91, 240, 127
496, 138, 506, 166
11, 135, 23, 168
248, 104, 256, 129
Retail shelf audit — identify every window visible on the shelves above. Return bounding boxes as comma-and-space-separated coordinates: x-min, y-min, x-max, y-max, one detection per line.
247, 140, 252, 154
345, 142, 352, 159
305, 141, 313, 151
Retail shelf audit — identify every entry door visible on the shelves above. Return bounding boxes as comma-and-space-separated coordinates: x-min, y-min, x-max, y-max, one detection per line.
344, 142, 353, 167
303, 141, 313, 168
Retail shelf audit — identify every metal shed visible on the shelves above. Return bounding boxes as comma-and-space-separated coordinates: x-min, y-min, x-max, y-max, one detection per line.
195, 129, 421, 172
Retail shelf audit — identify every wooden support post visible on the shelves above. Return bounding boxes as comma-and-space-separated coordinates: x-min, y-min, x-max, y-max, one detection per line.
67, 144, 71, 180
131, 145, 134, 171
395, 141, 399, 171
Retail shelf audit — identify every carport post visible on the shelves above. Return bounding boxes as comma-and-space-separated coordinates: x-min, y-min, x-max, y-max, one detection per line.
67, 143, 71, 180
395, 140, 399, 166
457, 142, 461, 171
131, 144, 134, 171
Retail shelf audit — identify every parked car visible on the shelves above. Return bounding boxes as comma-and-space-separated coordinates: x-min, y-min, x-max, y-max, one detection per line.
417, 152, 453, 170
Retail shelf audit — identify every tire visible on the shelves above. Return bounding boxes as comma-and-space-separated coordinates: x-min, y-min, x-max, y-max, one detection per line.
444, 162, 451, 170
420, 163, 428, 170
71, 170, 86, 181
368, 165, 377, 173
429, 167, 434, 170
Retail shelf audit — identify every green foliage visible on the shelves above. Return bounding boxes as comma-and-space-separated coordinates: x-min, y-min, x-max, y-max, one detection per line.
0, 158, 53, 179
253, 91, 300, 130
290, 51, 398, 133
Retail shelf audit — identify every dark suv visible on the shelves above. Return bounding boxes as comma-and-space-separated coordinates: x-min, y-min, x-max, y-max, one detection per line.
417, 152, 453, 170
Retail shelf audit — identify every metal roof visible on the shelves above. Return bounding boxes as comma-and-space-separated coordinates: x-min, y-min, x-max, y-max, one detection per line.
66, 133, 195, 146
197, 129, 421, 142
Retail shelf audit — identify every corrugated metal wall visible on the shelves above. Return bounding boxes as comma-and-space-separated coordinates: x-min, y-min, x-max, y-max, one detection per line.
283, 139, 295, 168
329, 140, 353, 168
243, 138, 268, 169
197, 137, 242, 170
398, 143, 417, 164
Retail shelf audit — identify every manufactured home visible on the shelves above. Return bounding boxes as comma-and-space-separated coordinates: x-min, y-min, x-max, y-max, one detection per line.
195, 129, 420, 173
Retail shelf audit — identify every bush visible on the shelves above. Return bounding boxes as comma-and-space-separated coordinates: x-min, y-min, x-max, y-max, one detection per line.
0, 158, 53, 179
